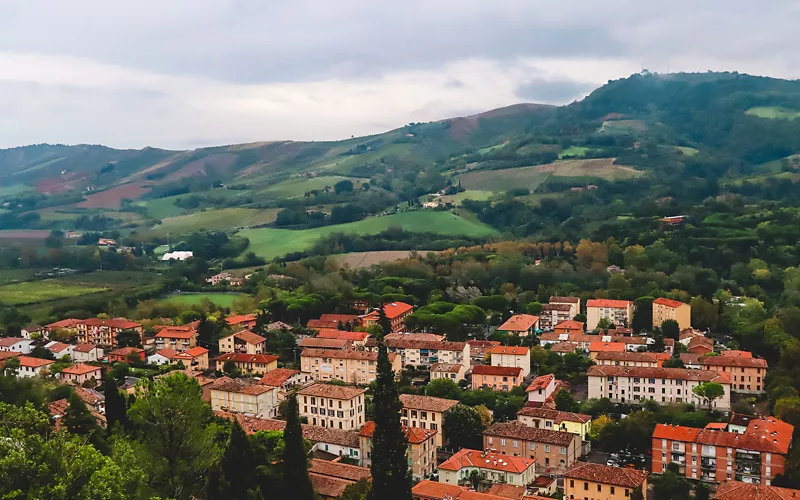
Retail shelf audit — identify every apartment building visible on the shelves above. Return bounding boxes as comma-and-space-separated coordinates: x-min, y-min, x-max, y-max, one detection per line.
541, 333, 670, 354
652, 416, 794, 485
225, 314, 257, 331
540, 303, 573, 330
594, 351, 665, 368
696, 351, 767, 394
359, 421, 437, 480
430, 362, 466, 382
587, 365, 732, 411
517, 407, 593, 443
586, 299, 634, 330
365, 337, 470, 370
438, 449, 538, 488
73, 318, 143, 348
565, 462, 648, 500
496, 314, 540, 337
472, 365, 523, 391
399, 394, 458, 448
652, 297, 691, 331
550, 296, 581, 318
316, 329, 371, 346
61, 364, 102, 385
218, 330, 267, 354
489, 346, 531, 378
554, 320, 585, 335
467, 340, 501, 359
298, 383, 366, 430
209, 376, 279, 419
361, 302, 414, 333
300, 348, 401, 385
214, 353, 278, 375
484, 420, 581, 473
154, 326, 197, 352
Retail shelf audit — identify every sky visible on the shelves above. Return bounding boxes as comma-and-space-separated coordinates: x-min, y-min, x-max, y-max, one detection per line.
0, 0, 798, 150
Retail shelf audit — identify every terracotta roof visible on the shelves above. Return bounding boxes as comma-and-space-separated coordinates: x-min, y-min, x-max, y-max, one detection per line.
18, 355, 54, 368
467, 340, 501, 347
564, 462, 647, 488
226, 314, 256, 325
309, 473, 352, 498
554, 320, 584, 331
215, 411, 287, 433
528, 373, 554, 391
687, 336, 714, 354
594, 351, 660, 363
497, 314, 539, 332
746, 417, 794, 454
317, 329, 370, 341
301, 348, 393, 362
399, 394, 459, 413
319, 314, 361, 323
705, 422, 728, 430
74, 386, 105, 406
652, 424, 701, 442
155, 348, 179, 359
487, 346, 529, 355
209, 376, 276, 395
215, 353, 278, 364
715, 481, 800, 500
550, 342, 578, 353
699, 354, 767, 369
438, 449, 536, 474
0, 352, 19, 362
385, 333, 444, 342
266, 321, 293, 331
300, 424, 361, 448
182, 346, 209, 357
550, 296, 580, 304
541, 303, 572, 312
231, 330, 266, 345
359, 421, 436, 443
653, 297, 688, 309
258, 368, 300, 387
298, 382, 366, 400
72, 343, 100, 353
299, 338, 350, 349
81, 318, 142, 329
412, 480, 466, 500
516, 406, 592, 423
0, 337, 27, 347
721, 349, 753, 358
587, 299, 632, 308
306, 319, 339, 329
364, 302, 413, 320
309, 458, 371, 482
61, 363, 101, 375
587, 365, 730, 383
365, 337, 467, 352
589, 341, 626, 353
155, 327, 196, 339
46, 318, 82, 329
46, 342, 71, 353
472, 365, 523, 377
109, 347, 145, 356
431, 362, 462, 373
485, 484, 527, 500
653, 422, 793, 454
485, 420, 576, 446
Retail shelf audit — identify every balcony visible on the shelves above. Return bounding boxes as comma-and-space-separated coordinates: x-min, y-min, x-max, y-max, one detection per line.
701, 457, 716, 469
670, 454, 686, 465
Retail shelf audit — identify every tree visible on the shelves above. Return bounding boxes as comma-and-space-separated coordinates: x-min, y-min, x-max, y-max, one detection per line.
442, 404, 483, 450
340, 479, 371, 500
691, 296, 718, 331
63, 391, 97, 437
334, 179, 355, 194
104, 376, 128, 434
630, 486, 645, 500
651, 471, 691, 500
632, 297, 654, 333
692, 382, 725, 410
663, 357, 685, 368
425, 378, 461, 400
661, 319, 680, 340
693, 482, 710, 500
596, 317, 613, 330
369, 336, 411, 500
29, 345, 56, 360
554, 389, 579, 412
474, 405, 493, 428
116, 329, 142, 348
378, 306, 392, 336
208, 418, 261, 500
587, 414, 612, 441
223, 360, 241, 377
283, 392, 316, 499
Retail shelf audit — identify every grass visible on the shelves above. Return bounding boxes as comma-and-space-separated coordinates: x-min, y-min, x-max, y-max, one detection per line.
55, 270, 163, 288
237, 211, 499, 260
259, 176, 366, 198
0, 269, 38, 285
599, 120, 647, 134
674, 146, 699, 156
0, 280, 108, 305
141, 208, 280, 237
439, 190, 494, 205
160, 292, 246, 308
558, 146, 591, 159
0, 184, 34, 197
478, 143, 506, 154
746, 106, 800, 120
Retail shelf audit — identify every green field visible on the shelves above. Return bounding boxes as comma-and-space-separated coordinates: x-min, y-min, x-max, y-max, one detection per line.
0, 280, 108, 305
558, 146, 591, 159
746, 106, 800, 120
159, 292, 246, 308
0, 184, 34, 197
674, 146, 699, 156
259, 176, 366, 198
238, 211, 499, 260
0, 269, 38, 285
478, 143, 506, 154
599, 120, 647, 134
440, 190, 494, 205
141, 208, 280, 237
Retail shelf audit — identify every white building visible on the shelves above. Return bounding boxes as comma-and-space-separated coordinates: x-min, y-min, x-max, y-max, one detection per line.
489, 346, 531, 378
0, 338, 35, 354
161, 251, 194, 261
71, 344, 104, 363
16, 356, 55, 378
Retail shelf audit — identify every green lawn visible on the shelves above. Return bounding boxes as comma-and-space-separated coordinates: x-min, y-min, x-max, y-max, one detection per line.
0, 184, 34, 197
0, 280, 108, 305
558, 146, 590, 159
160, 293, 247, 308
0, 269, 38, 285
238, 211, 500, 260
746, 106, 800, 120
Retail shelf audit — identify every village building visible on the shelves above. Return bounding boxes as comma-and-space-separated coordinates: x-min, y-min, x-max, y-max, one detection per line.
467, 340, 501, 359
61, 363, 102, 385
316, 329, 371, 346
71, 343, 103, 363
549, 296, 581, 318
21, 324, 45, 339
496, 314, 540, 337
525, 374, 565, 409
488, 346, 531, 378
696, 350, 767, 394
300, 348, 401, 384
594, 351, 666, 368
438, 449, 538, 488
107, 347, 146, 363
218, 330, 267, 354
652, 297, 691, 331
516, 407, 593, 444
206, 272, 244, 286
225, 314, 257, 331
306, 314, 362, 331
258, 367, 312, 400
154, 326, 198, 352
44, 341, 74, 359
586, 299, 634, 331
361, 302, 414, 333
359, 421, 437, 480
0, 337, 34, 354
209, 376, 279, 419
472, 365, 524, 391
553, 320, 584, 335
539, 303, 573, 330
564, 462, 648, 500
298, 338, 352, 350
588, 341, 627, 360
309, 459, 371, 500
365, 337, 470, 370
214, 353, 278, 375
399, 394, 459, 448
16, 356, 54, 378
72, 318, 143, 348
298, 383, 366, 430
485, 420, 581, 473
430, 362, 467, 382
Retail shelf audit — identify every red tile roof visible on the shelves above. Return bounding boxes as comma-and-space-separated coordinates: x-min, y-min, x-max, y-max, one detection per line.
550, 296, 580, 304
431, 362, 462, 373
298, 382, 366, 400
46, 318, 82, 329
487, 346, 529, 355
589, 341, 626, 353
231, 330, 266, 345
360, 421, 436, 443
594, 351, 660, 363
586, 299, 632, 308
554, 320, 584, 331
587, 365, 730, 383
319, 314, 361, 323
309, 474, 353, 498
182, 346, 209, 357
18, 355, 54, 368
378, 302, 413, 319
258, 367, 300, 387
564, 462, 648, 488
516, 406, 592, 423
72, 343, 100, 353
528, 373, 554, 391
46, 342, 71, 353
155, 327, 197, 339
699, 354, 767, 369
438, 449, 536, 474
467, 340, 501, 348
226, 314, 256, 326
715, 480, 800, 500
301, 348, 395, 363
209, 376, 276, 395
399, 394, 459, 412
550, 342, 578, 353
109, 347, 145, 356
412, 480, 466, 500
299, 338, 350, 349
309, 458, 371, 482
317, 329, 370, 341
81, 318, 142, 329
497, 314, 539, 332
0, 337, 28, 347
306, 319, 339, 329
61, 363, 101, 375
485, 420, 577, 446
214, 353, 278, 364
653, 297, 688, 309
653, 421, 793, 454
472, 365, 522, 377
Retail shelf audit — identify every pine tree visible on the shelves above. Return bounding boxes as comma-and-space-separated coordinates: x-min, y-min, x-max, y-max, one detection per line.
283, 393, 316, 499
368, 336, 411, 500
104, 376, 127, 433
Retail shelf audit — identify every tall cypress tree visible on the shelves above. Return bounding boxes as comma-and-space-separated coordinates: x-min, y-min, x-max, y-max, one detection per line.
283, 393, 316, 500
63, 391, 97, 436
104, 376, 127, 434
207, 419, 260, 499
368, 335, 411, 500
378, 306, 392, 336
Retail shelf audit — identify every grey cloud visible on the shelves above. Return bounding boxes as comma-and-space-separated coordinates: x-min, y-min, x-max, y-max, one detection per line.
514, 78, 596, 103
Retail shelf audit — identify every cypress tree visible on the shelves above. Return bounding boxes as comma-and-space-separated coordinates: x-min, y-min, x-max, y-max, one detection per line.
104, 376, 127, 434
207, 419, 260, 499
283, 393, 316, 499
368, 335, 411, 500
378, 306, 392, 336
63, 391, 96, 436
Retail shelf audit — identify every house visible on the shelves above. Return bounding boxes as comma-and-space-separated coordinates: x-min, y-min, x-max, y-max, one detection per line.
0, 337, 35, 354
586, 299, 633, 330
412, 481, 552, 500
61, 364, 102, 385
214, 353, 278, 375
517, 407, 593, 443
209, 377, 279, 419
265, 321, 293, 331
540, 332, 668, 354
471, 365, 524, 391
21, 324, 45, 339
71, 343, 103, 363
48, 389, 107, 430
45, 341, 74, 359
148, 348, 178, 366
361, 302, 414, 333
549, 342, 579, 355
686, 336, 714, 355
438, 449, 538, 488
652, 297, 691, 331
300, 348, 401, 384
317, 329, 371, 346
399, 394, 459, 448
172, 346, 210, 371
594, 351, 665, 368
588, 341, 626, 360
225, 314, 257, 331
16, 356, 54, 378
299, 338, 352, 350
467, 340, 501, 359
218, 330, 267, 354
715, 480, 800, 500
206, 272, 244, 286
525, 374, 563, 408
550, 297, 581, 318
154, 326, 197, 352
74, 318, 143, 348
696, 351, 767, 394
539, 303, 573, 330
0, 352, 19, 368
97, 238, 117, 247
364, 337, 470, 370
161, 251, 193, 261
360, 421, 437, 480
496, 314, 540, 337
489, 346, 531, 378
564, 462, 648, 500
430, 363, 467, 383
258, 367, 312, 400
297, 383, 366, 430
554, 320, 584, 335
306, 314, 362, 331
652, 416, 793, 484
485, 420, 581, 473
587, 365, 732, 410
107, 347, 146, 363
309, 459, 371, 500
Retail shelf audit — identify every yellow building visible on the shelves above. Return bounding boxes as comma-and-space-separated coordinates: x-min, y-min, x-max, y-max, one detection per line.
586, 299, 634, 330
298, 383, 366, 431
430, 363, 466, 383
359, 422, 437, 480
652, 298, 691, 331
218, 330, 267, 355
300, 348, 401, 385
565, 462, 648, 500
209, 377, 279, 419
516, 407, 592, 442
399, 394, 459, 448
214, 353, 278, 376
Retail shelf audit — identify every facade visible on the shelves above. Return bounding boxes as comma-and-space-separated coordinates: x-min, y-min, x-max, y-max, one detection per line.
586, 299, 634, 330
361, 302, 414, 333
214, 353, 278, 375
73, 318, 143, 348
107, 347, 146, 363
472, 365, 523, 391
45, 341, 74, 359
438, 449, 537, 488
696, 351, 767, 394
587, 365, 732, 410
365, 337, 470, 370
467, 340, 501, 359
550, 296, 581, 319
564, 462, 648, 500
539, 303, 573, 330
554, 320, 585, 335
218, 330, 267, 354
225, 314, 257, 331
430, 362, 467, 382
652, 416, 793, 485
594, 351, 664, 368
489, 346, 531, 378
16, 356, 54, 377
359, 421, 437, 480
317, 329, 371, 347
0, 337, 34, 354
300, 348, 401, 384
485, 420, 581, 472
61, 363, 102, 385
588, 341, 626, 360
209, 377, 279, 419
154, 326, 198, 352
496, 314, 540, 337
540, 332, 667, 354
652, 297, 691, 331
172, 346, 210, 371
258, 368, 313, 400
516, 407, 593, 443
298, 383, 366, 430
299, 338, 351, 350
526, 374, 559, 407
399, 394, 458, 448
71, 344, 103, 362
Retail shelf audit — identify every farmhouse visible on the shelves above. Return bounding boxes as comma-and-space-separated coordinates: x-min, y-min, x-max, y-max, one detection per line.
206, 272, 244, 286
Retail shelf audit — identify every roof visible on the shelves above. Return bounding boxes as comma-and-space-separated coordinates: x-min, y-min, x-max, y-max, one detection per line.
0, 337, 29, 347
652, 422, 793, 454
586, 299, 632, 309
721, 349, 753, 358
587, 365, 730, 383
155, 327, 196, 339
472, 365, 523, 377
653, 297, 688, 309
497, 314, 539, 332
230, 330, 267, 345
516, 406, 592, 423
309, 458, 371, 482
484, 420, 576, 446
109, 347, 145, 356
594, 351, 660, 363
298, 383, 366, 400
467, 340, 501, 348
554, 320, 584, 331
317, 329, 370, 341
365, 337, 467, 352
705, 422, 728, 430
18, 355, 54, 368
81, 318, 142, 329
301, 424, 361, 448
154, 348, 179, 359
528, 373, 554, 391
299, 338, 350, 349
385, 333, 444, 342
485, 484, 527, 500
550, 342, 578, 353
399, 394, 459, 413
74, 386, 105, 406
699, 354, 767, 369
182, 346, 209, 357
687, 336, 714, 354
226, 314, 256, 325
487, 346, 529, 356
306, 319, 339, 329
564, 462, 648, 488
209, 376, 276, 395
431, 362, 462, 373
438, 449, 536, 474
746, 416, 794, 454
215, 353, 278, 364
319, 313, 361, 323
308, 474, 353, 498
258, 368, 300, 387
367, 302, 413, 320
72, 343, 100, 353
46, 342, 71, 353
589, 341, 626, 353
266, 321, 293, 330
61, 363, 101, 375
359, 421, 436, 443
550, 296, 580, 304
301, 348, 391, 362
715, 481, 800, 500
411, 481, 466, 500
46, 318, 82, 329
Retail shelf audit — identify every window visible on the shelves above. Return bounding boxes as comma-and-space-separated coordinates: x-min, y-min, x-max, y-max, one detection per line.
584, 482, 589, 491
597, 484, 602, 492
544, 445, 550, 453
513, 440, 518, 448
501, 438, 506, 446
625, 489, 629, 497
611, 487, 615, 494
570, 480, 574, 488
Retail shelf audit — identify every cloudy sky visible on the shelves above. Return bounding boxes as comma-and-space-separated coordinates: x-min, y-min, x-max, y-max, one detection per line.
0, 0, 798, 150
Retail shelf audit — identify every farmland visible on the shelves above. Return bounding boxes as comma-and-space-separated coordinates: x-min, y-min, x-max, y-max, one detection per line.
332, 250, 428, 268
746, 106, 800, 120
77, 183, 151, 209
0, 230, 50, 242
159, 292, 247, 308
139, 208, 280, 237
558, 146, 591, 158
599, 119, 647, 134
259, 176, 366, 198
0, 279, 107, 305
674, 146, 699, 156
439, 190, 494, 205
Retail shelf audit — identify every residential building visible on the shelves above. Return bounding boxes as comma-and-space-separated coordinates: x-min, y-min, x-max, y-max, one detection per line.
45, 341, 74, 359
594, 351, 665, 368
438, 449, 538, 488
472, 365, 523, 391
399, 394, 459, 448
588, 341, 626, 360
467, 340, 501, 359
361, 302, 414, 332
218, 330, 267, 354
16, 356, 54, 378
516, 407, 593, 443
73, 318, 143, 348
485, 420, 581, 472
206, 272, 244, 286
686, 336, 714, 355
172, 346, 210, 371
496, 314, 540, 337
365, 337, 470, 370
154, 326, 197, 352
61, 364, 102, 385
309, 459, 371, 500
48, 390, 107, 430
540, 332, 667, 354
696, 351, 767, 394
586, 299, 634, 330
489, 346, 531, 378
588, 365, 732, 410
214, 353, 278, 375
652, 416, 793, 484
209, 376, 279, 419
298, 383, 366, 430
21, 324, 45, 339
148, 348, 177, 366
0, 352, 18, 368
359, 421, 437, 480
715, 480, 800, 500
299, 337, 351, 350
317, 329, 371, 346
300, 348, 401, 384
554, 320, 585, 335
0, 337, 34, 354
306, 314, 362, 331
539, 303, 573, 330
225, 314, 257, 331
71, 343, 103, 363
652, 297, 691, 331
430, 362, 466, 382
107, 347, 146, 363
550, 342, 579, 355
564, 462, 648, 500
525, 374, 563, 408
412, 481, 552, 500
550, 296, 581, 318
258, 367, 313, 400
